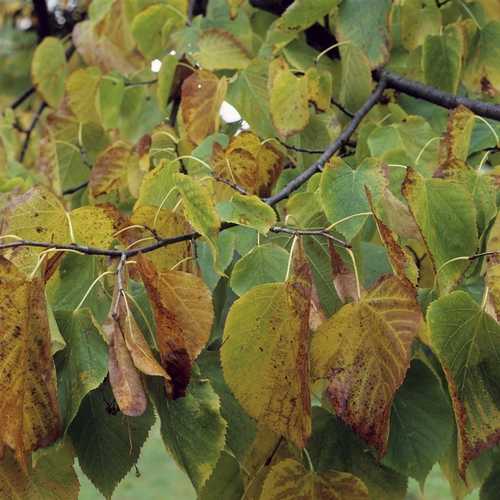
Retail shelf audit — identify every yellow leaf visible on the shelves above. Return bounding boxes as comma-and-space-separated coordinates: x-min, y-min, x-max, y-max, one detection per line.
486, 215, 500, 321
260, 459, 369, 500
310, 275, 421, 454
66, 67, 102, 124
180, 70, 227, 145
138, 256, 214, 399
306, 66, 332, 112
221, 242, 312, 448
268, 58, 310, 137
0, 257, 61, 468
70, 205, 118, 249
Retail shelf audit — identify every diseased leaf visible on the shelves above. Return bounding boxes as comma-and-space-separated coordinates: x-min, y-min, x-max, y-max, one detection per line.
428, 291, 500, 475
138, 255, 214, 398
260, 458, 369, 500
0, 257, 61, 468
54, 309, 108, 431
402, 168, 478, 292
149, 376, 227, 492
221, 242, 312, 448
438, 105, 476, 164
69, 382, 155, 499
311, 275, 421, 454
268, 58, 310, 138
181, 70, 227, 145
217, 193, 276, 234
32, 37, 67, 108
328, 242, 359, 304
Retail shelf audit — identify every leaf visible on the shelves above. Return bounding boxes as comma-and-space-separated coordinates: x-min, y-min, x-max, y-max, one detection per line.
157, 54, 177, 113
336, 0, 392, 67
226, 59, 275, 138
89, 141, 136, 197
175, 173, 222, 272
102, 297, 148, 417
306, 66, 332, 112
193, 28, 251, 70
308, 407, 408, 500
135, 159, 179, 209
217, 193, 276, 234
149, 376, 227, 492
31, 37, 67, 108
402, 168, 478, 292
438, 105, 476, 164
427, 291, 500, 475
198, 450, 244, 500
268, 58, 310, 138
339, 44, 372, 112
230, 243, 289, 296
54, 309, 108, 431
319, 157, 385, 241
398, 0, 442, 50
328, 242, 359, 303
310, 275, 421, 454
66, 67, 102, 123
0, 257, 61, 468
261, 458, 369, 500
69, 204, 118, 249
181, 70, 227, 145
138, 255, 214, 398
0, 443, 79, 500
486, 215, 500, 321
382, 359, 454, 484
69, 382, 155, 499
221, 242, 312, 448
97, 73, 125, 129
423, 25, 464, 94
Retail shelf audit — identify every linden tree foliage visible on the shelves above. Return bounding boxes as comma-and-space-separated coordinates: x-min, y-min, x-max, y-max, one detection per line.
0, 0, 500, 499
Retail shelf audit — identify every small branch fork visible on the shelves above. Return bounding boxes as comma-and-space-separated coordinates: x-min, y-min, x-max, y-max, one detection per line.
3, 64, 500, 263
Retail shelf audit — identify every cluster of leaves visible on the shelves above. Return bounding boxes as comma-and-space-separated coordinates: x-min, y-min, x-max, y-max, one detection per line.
0, 0, 500, 498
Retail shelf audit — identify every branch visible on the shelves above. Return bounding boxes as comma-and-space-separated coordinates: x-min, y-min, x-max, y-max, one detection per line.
19, 102, 47, 162
374, 69, 500, 122
62, 181, 88, 196
265, 77, 387, 206
32, 0, 51, 40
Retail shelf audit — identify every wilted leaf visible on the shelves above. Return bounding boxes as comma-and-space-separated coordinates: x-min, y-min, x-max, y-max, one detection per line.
181, 70, 227, 145
32, 37, 67, 108
0, 257, 60, 467
328, 242, 359, 303
428, 291, 500, 475
138, 255, 214, 398
438, 105, 476, 164
260, 458, 369, 500
311, 275, 421, 454
221, 242, 312, 448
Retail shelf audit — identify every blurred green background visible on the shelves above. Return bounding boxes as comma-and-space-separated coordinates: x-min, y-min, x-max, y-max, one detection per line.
77, 422, 480, 500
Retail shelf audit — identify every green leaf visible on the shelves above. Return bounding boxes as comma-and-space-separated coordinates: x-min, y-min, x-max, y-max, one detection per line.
481, 463, 500, 500
339, 44, 372, 112
308, 407, 408, 500
54, 309, 108, 431
217, 193, 276, 234
336, 0, 392, 67
198, 351, 256, 462
398, 0, 441, 51
149, 376, 227, 491
135, 159, 179, 210
97, 73, 125, 130
32, 37, 67, 108
230, 243, 289, 296
226, 59, 275, 138
319, 157, 385, 241
66, 67, 102, 124
382, 359, 454, 484
427, 291, 500, 475
402, 168, 478, 291
157, 55, 177, 113
423, 25, 464, 94
198, 451, 244, 500
69, 383, 155, 499
260, 458, 369, 500
175, 173, 222, 272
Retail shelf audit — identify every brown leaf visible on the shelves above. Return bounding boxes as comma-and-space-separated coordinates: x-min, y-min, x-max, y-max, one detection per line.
328, 241, 360, 303
0, 257, 60, 469
180, 70, 227, 145
137, 255, 214, 398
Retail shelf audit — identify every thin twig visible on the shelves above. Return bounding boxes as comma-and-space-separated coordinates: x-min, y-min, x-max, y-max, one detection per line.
277, 138, 324, 155
331, 98, 354, 118
124, 79, 158, 88
265, 77, 388, 206
19, 102, 47, 162
62, 181, 88, 196
374, 68, 500, 122
213, 174, 248, 195
270, 226, 351, 248
10, 87, 36, 110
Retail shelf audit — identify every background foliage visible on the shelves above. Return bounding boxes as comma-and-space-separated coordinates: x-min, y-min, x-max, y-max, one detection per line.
0, 0, 500, 499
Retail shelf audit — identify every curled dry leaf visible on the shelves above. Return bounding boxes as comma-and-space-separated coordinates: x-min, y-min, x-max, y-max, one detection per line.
138, 255, 214, 399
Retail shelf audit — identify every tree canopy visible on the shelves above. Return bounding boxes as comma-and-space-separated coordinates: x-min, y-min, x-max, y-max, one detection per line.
0, 0, 500, 498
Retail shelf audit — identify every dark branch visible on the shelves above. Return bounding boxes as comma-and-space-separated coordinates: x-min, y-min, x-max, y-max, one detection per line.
331, 98, 354, 118
62, 181, 88, 196
32, 0, 51, 39
19, 102, 47, 162
10, 87, 36, 110
375, 69, 500, 122
265, 77, 387, 206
